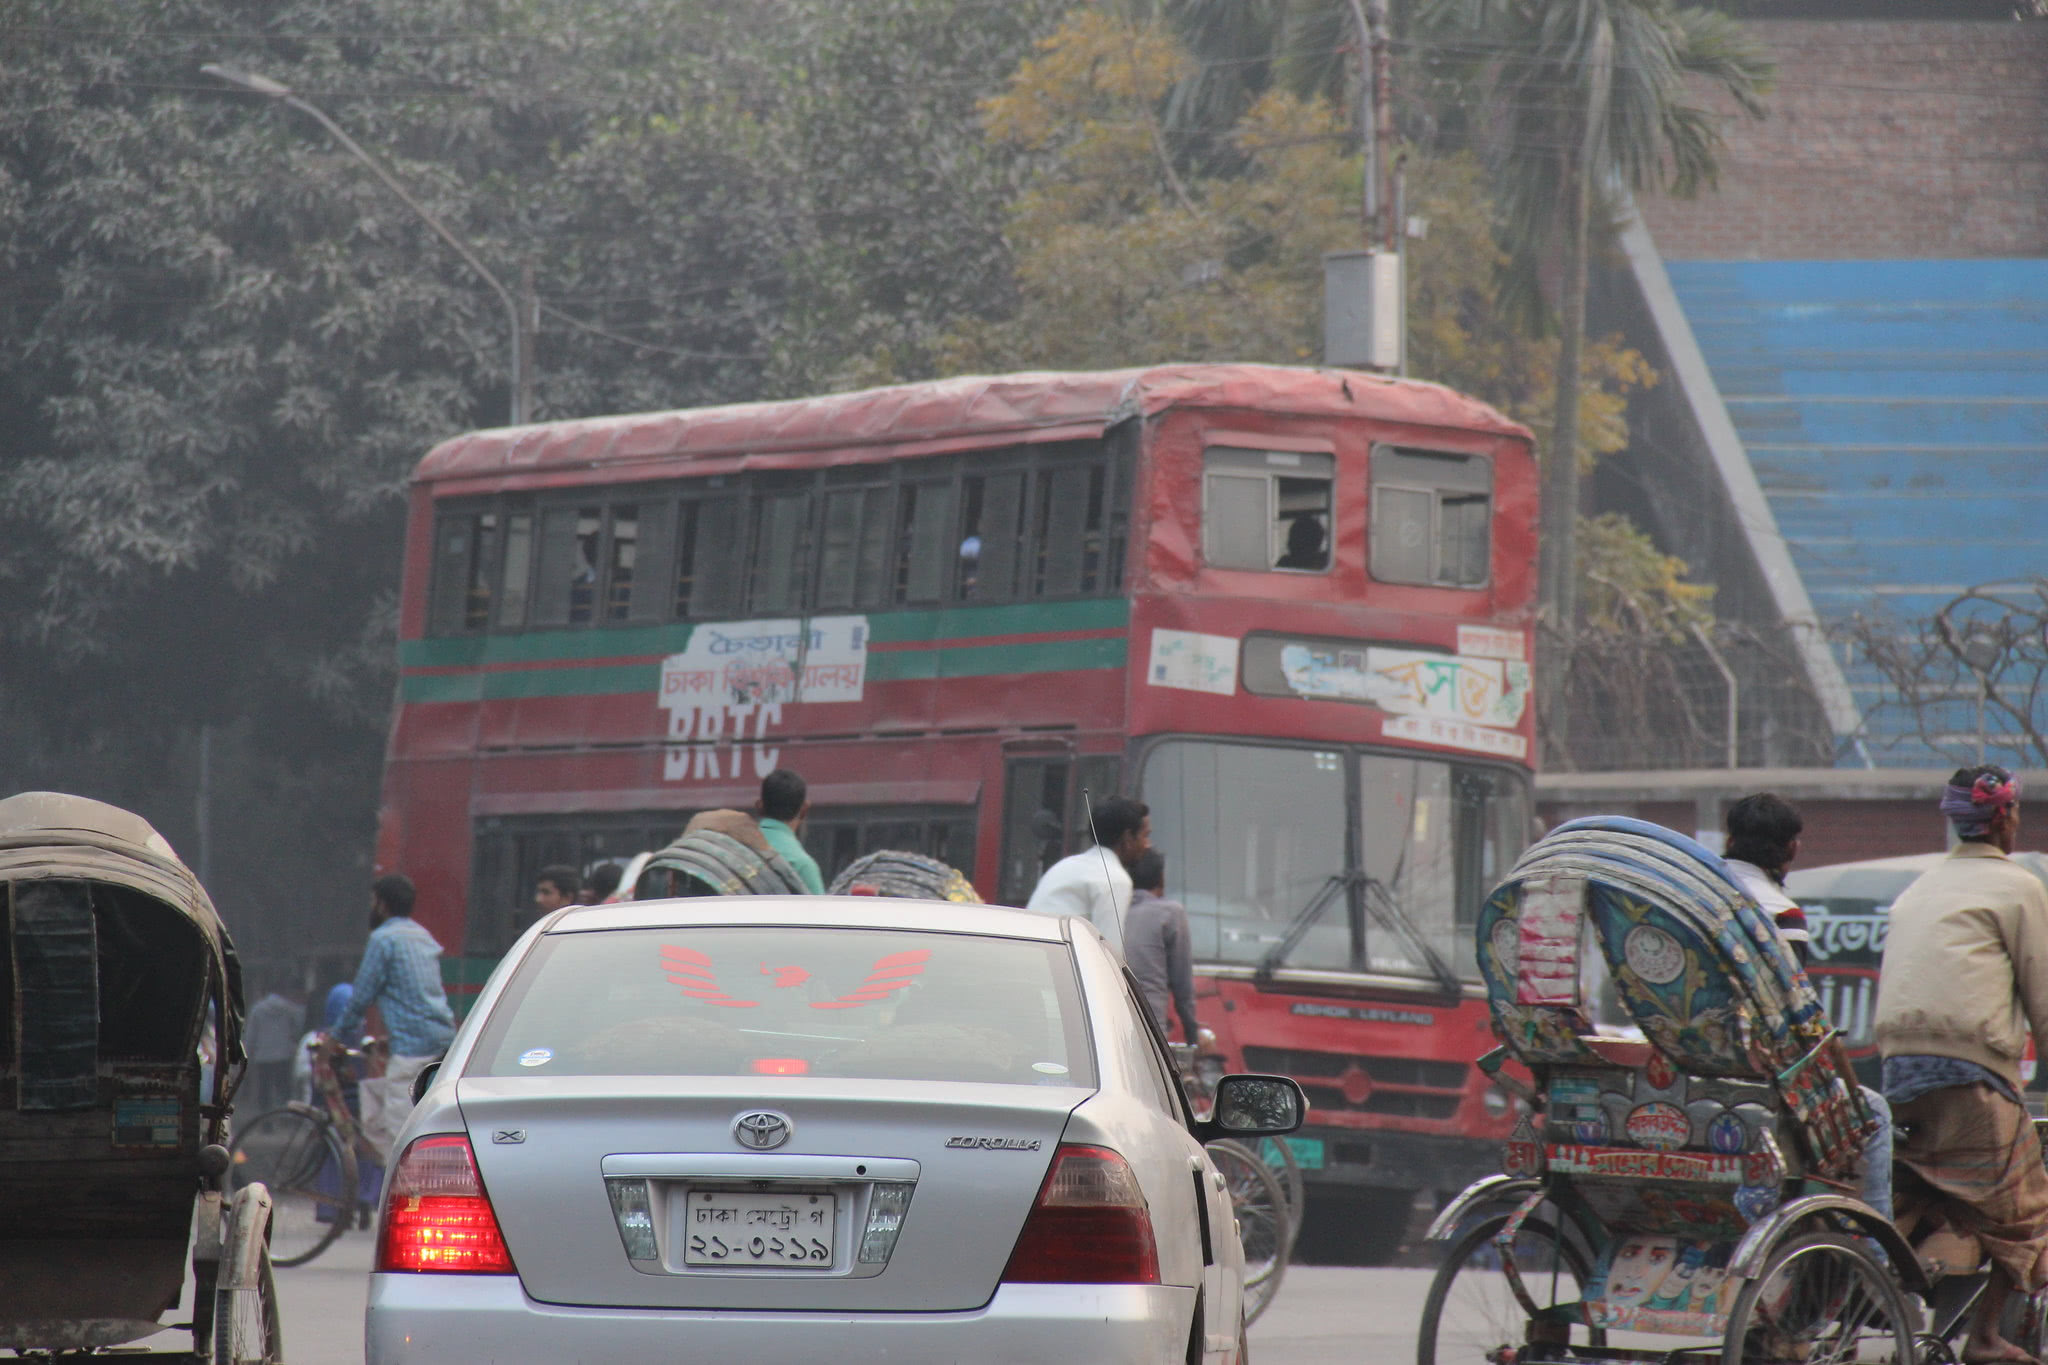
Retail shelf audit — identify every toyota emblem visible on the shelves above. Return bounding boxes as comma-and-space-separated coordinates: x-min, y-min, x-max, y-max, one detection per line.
732, 1109, 793, 1151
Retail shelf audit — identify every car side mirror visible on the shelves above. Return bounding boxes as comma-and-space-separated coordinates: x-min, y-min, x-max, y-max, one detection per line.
1193, 1073, 1307, 1144
411, 1060, 442, 1106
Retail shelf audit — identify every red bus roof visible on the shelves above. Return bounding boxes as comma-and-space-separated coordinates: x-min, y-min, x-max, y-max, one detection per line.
415, 364, 1530, 486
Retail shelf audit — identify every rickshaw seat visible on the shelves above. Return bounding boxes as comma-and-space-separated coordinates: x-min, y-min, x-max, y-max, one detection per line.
1477, 816, 1877, 1183
1912, 1226, 1986, 1280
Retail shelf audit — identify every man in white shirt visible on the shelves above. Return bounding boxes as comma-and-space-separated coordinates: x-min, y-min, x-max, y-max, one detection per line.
1024, 796, 1151, 941
1721, 792, 1809, 954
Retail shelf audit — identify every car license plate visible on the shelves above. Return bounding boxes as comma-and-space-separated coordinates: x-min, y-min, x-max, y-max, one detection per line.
682, 1189, 836, 1268
1276, 1136, 1324, 1170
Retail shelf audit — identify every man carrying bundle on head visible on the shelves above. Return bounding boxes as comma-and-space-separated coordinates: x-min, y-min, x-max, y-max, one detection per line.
1876, 764, 2048, 1364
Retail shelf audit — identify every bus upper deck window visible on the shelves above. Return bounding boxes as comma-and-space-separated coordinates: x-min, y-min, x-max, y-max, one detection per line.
497, 512, 534, 628
428, 509, 500, 635
1369, 446, 1492, 588
1201, 448, 1333, 573
604, 505, 639, 621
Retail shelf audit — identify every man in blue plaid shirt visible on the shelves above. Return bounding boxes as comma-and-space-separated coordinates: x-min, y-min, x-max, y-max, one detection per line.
333, 874, 456, 1161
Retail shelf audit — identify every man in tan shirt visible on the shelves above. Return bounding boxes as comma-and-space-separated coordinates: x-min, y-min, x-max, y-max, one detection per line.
1875, 764, 2048, 1363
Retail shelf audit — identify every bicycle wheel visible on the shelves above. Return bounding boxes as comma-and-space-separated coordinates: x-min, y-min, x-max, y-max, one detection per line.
1721, 1230, 1915, 1365
229, 1107, 356, 1267
1208, 1139, 1291, 1325
1255, 1136, 1305, 1254
1418, 1212, 1602, 1365
213, 1247, 283, 1365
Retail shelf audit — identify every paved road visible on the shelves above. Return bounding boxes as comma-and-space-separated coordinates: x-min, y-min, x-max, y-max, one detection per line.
242, 1240, 1426, 1364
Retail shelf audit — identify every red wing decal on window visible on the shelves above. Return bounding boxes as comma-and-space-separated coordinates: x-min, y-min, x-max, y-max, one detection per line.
808, 949, 932, 1010
661, 945, 757, 1008
660, 946, 714, 979
761, 964, 811, 989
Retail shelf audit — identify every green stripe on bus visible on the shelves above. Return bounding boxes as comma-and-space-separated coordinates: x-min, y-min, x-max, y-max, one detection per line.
402, 622, 693, 670
863, 597, 1129, 644
866, 635, 1127, 682
399, 633, 1124, 703
398, 598, 1131, 671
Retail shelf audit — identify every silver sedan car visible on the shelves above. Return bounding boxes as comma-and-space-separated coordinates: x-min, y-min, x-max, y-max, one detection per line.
366, 896, 1303, 1364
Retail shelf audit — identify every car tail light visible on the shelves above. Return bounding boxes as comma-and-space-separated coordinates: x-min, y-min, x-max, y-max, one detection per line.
1001, 1144, 1159, 1284
376, 1134, 516, 1274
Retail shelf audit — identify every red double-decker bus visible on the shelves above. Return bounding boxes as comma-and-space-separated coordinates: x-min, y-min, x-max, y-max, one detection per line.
379, 363, 1537, 1260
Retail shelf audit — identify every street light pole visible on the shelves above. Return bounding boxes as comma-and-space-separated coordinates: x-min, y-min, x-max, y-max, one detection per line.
201, 63, 532, 426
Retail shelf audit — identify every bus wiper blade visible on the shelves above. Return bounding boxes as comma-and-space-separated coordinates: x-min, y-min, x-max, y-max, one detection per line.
1359, 875, 1463, 999
1253, 874, 1347, 984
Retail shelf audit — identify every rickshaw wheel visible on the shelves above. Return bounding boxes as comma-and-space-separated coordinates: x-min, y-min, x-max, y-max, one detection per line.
1722, 1230, 1915, 1365
213, 1248, 282, 1365
230, 1107, 357, 1267
1255, 1136, 1306, 1256
1208, 1139, 1291, 1325
1419, 1212, 1601, 1365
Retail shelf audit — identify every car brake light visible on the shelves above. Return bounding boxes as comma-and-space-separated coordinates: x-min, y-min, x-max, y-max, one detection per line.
751, 1057, 809, 1075
376, 1134, 516, 1274
1000, 1144, 1160, 1284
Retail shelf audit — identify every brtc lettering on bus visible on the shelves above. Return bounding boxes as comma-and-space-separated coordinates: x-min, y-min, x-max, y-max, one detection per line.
658, 616, 868, 782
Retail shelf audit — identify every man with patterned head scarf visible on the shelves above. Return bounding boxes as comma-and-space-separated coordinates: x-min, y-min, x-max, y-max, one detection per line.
1876, 764, 2048, 1363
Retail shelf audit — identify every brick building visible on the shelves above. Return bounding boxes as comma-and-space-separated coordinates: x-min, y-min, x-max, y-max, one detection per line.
1637, 20, 2048, 261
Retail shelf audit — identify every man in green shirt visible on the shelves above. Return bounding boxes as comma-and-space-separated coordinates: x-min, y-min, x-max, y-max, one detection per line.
755, 768, 825, 894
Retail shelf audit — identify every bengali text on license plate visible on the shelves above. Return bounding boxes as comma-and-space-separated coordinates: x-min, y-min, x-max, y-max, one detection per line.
683, 1189, 835, 1268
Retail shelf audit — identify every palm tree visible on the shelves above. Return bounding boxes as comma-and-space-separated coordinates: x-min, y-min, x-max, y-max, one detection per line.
1418, 0, 1772, 625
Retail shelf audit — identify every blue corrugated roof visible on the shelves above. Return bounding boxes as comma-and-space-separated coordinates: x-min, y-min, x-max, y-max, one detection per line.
1662, 259, 2048, 767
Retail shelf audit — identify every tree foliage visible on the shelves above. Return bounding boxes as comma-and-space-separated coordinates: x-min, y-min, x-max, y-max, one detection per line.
0, 0, 1058, 966
944, 6, 1654, 474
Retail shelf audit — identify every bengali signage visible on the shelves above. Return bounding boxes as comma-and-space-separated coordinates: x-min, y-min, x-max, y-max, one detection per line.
658, 616, 867, 783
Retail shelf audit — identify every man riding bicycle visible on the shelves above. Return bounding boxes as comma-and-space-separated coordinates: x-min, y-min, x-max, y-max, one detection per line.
329, 874, 454, 1162
1877, 765, 2048, 1365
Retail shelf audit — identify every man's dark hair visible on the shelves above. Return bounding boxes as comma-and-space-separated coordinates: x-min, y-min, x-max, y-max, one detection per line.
372, 873, 416, 918
1724, 793, 1802, 875
586, 862, 623, 899
537, 864, 581, 898
760, 768, 807, 822
1129, 849, 1166, 893
1090, 796, 1148, 848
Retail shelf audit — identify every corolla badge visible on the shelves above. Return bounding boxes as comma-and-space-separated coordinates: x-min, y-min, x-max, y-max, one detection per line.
732, 1109, 794, 1151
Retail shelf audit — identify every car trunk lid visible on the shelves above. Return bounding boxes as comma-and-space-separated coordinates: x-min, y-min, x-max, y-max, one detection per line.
457, 1076, 1084, 1311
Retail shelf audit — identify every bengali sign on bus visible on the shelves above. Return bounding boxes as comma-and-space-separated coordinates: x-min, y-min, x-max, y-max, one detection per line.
657, 616, 867, 783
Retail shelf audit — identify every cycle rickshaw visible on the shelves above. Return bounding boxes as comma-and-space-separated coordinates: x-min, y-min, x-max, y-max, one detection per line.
1421, 815, 2043, 1365
0, 791, 281, 1363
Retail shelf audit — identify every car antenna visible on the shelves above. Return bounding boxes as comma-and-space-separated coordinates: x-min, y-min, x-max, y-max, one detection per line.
1080, 787, 1126, 946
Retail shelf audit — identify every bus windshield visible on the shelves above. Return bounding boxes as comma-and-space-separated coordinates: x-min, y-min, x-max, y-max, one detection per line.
1140, 740, 1529, 984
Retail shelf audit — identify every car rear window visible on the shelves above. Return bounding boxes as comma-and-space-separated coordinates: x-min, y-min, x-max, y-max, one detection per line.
466, 926, 1094, 1087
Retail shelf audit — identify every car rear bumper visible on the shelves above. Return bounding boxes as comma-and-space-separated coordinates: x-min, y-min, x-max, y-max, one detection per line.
366, 1273, 1193, 1363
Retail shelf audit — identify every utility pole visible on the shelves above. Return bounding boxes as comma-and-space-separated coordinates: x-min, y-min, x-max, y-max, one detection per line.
1325, 0, 1404, 373
518, 261, 539, 428
195, 723, 213, 887
1355, 0, 1379, 241
1369, 0, 1396, 253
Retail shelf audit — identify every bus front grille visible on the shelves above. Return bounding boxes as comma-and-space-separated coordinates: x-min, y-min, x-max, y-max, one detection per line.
1241, 1046, 1467, 1119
